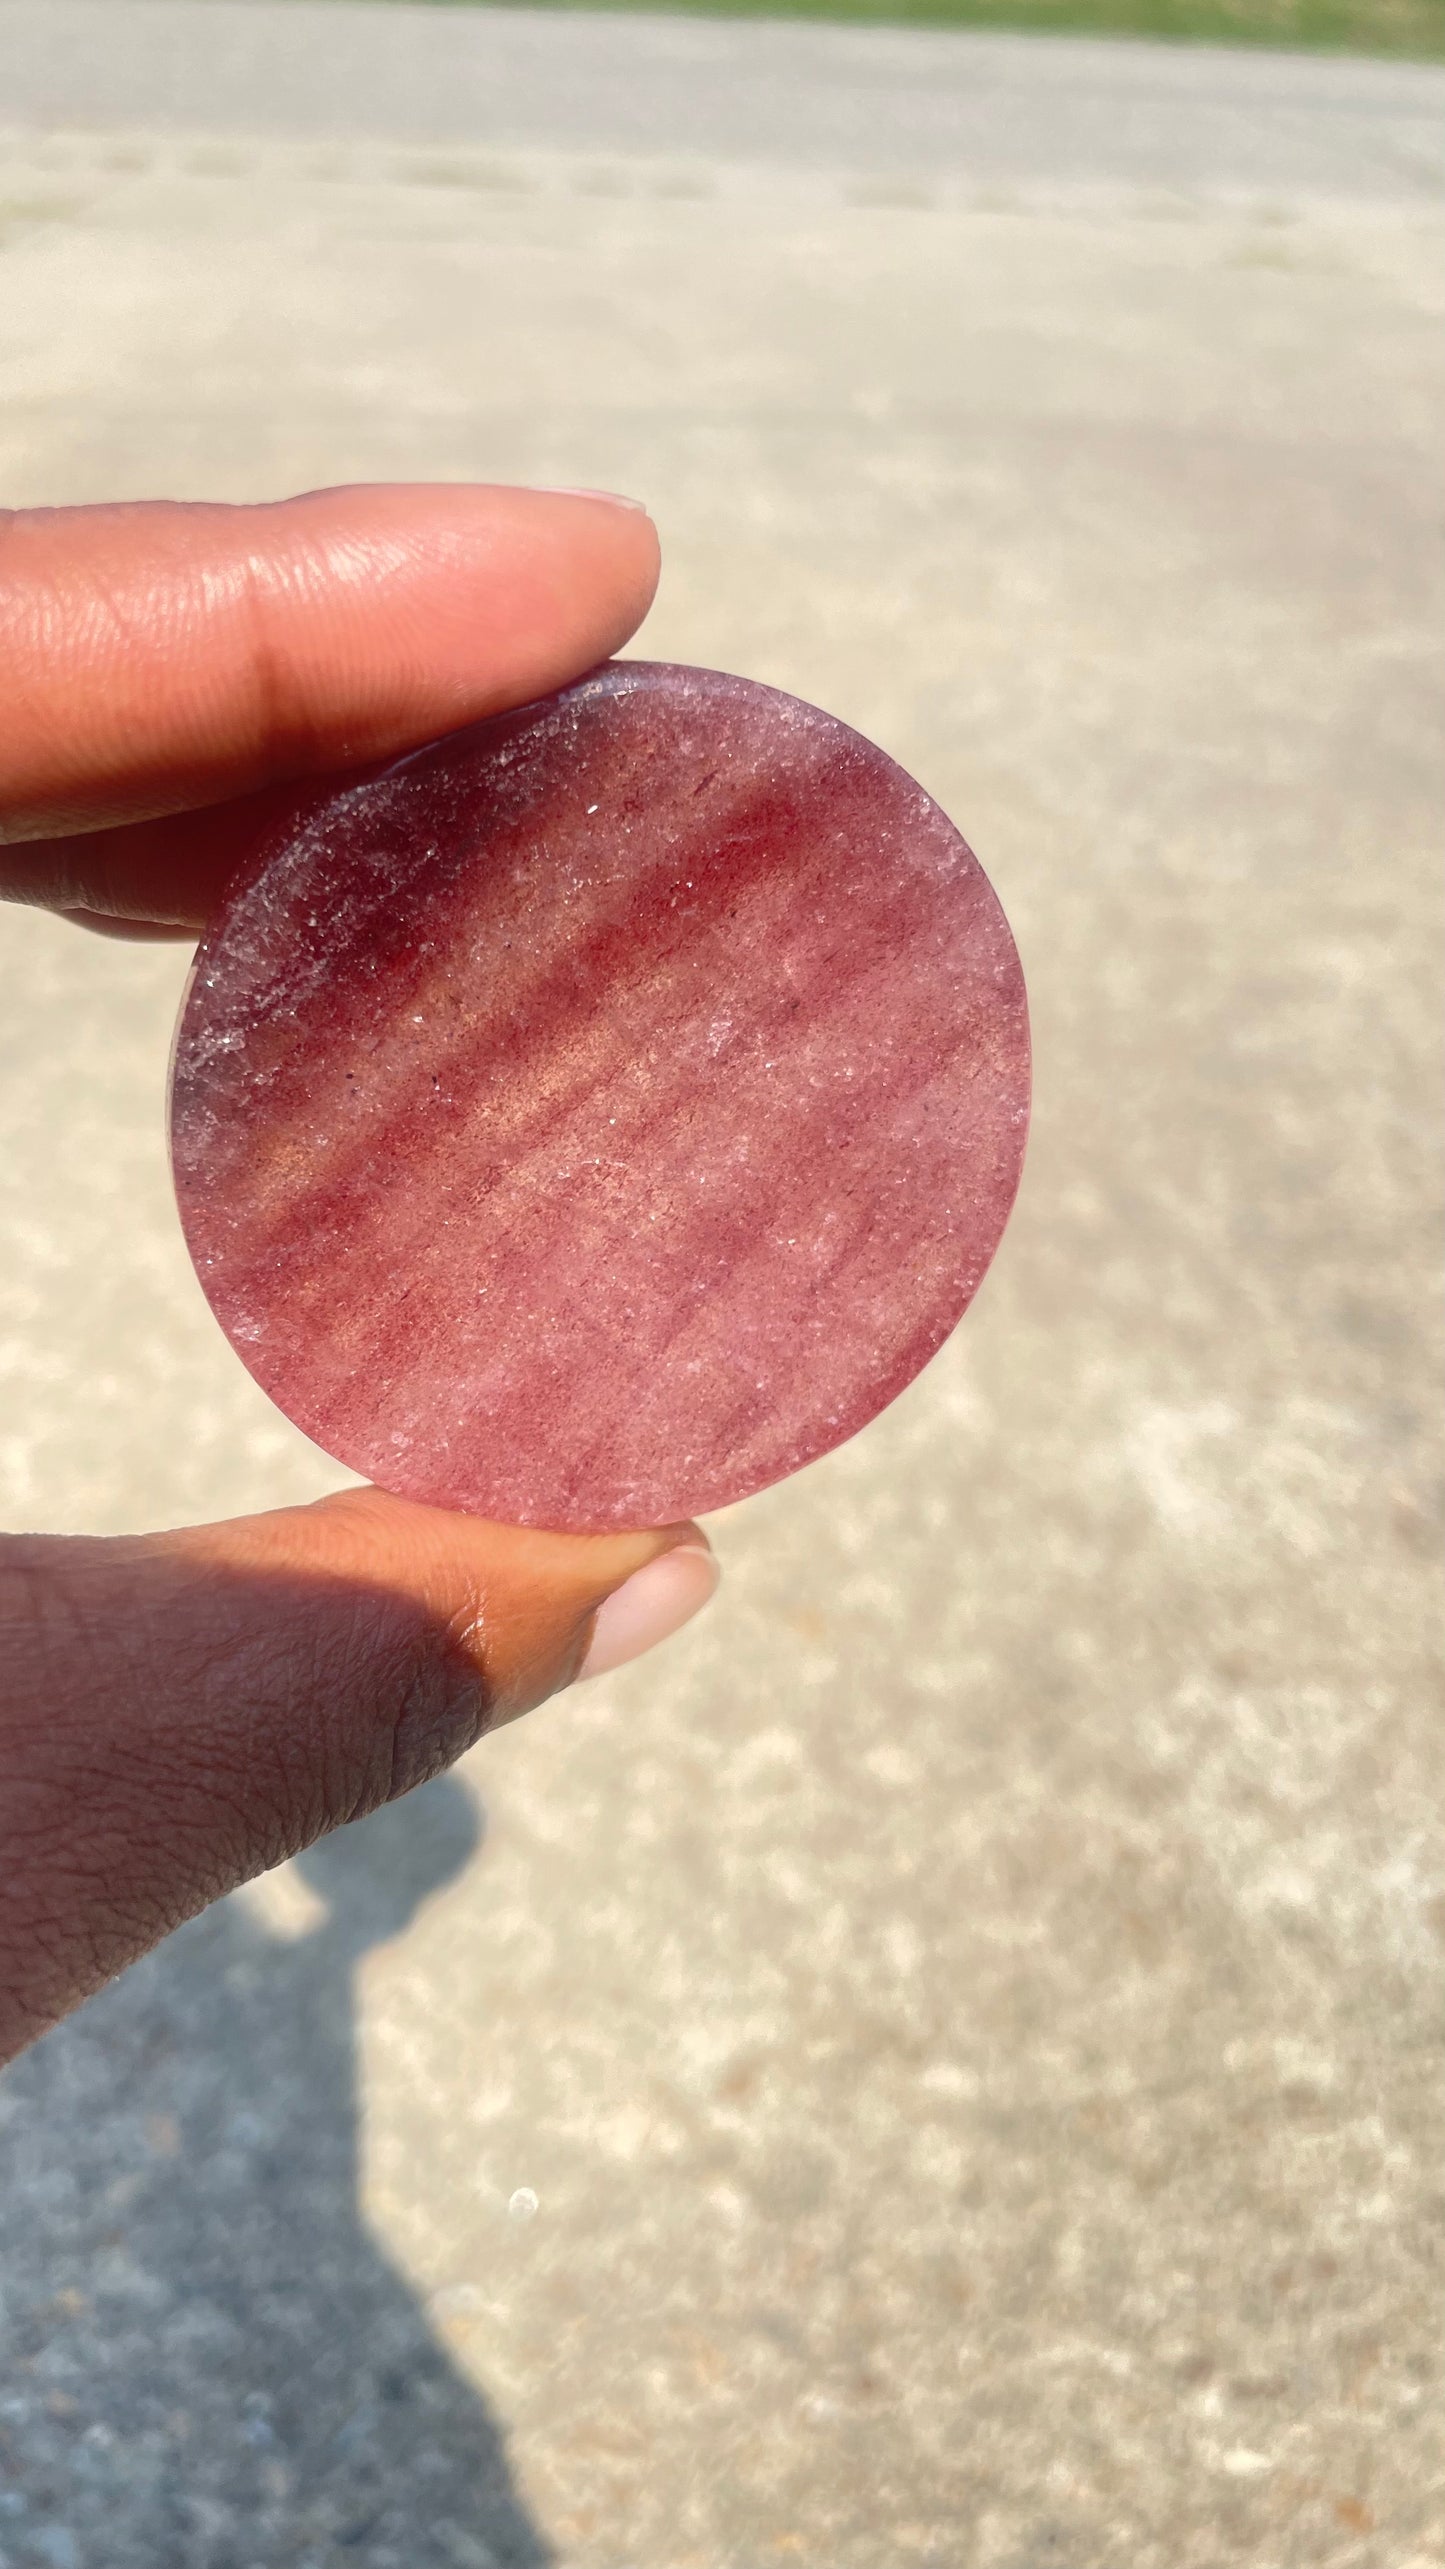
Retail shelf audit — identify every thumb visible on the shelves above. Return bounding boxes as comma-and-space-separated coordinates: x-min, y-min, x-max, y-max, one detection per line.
0, 1487, 717, 2060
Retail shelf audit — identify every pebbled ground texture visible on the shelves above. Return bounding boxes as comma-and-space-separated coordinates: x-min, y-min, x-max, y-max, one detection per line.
0, 9, 1441, 2566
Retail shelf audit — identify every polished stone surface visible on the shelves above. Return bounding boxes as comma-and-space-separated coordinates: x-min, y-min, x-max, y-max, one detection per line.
0, 29, 1442, 2569
172, 665, 1027, 1530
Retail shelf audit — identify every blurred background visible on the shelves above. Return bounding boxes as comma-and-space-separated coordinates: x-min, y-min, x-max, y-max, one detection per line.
0, 2, 1442, 2564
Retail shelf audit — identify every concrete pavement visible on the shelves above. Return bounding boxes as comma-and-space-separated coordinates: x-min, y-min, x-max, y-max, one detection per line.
0, 8, 1442, 2564
4, 0, 1445, 199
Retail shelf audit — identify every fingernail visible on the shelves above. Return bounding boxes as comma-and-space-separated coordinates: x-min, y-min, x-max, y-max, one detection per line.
579, 1542, 719, 1681
541, 486, 650, 513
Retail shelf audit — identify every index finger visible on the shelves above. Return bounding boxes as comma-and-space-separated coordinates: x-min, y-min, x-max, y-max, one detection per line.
0, 482, 659, 855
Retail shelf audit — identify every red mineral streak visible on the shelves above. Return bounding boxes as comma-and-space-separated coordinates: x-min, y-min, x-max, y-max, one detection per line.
170, 662, 1030, 1532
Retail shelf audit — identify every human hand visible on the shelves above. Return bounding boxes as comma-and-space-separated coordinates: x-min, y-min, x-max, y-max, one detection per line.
0, 485, 719, 2062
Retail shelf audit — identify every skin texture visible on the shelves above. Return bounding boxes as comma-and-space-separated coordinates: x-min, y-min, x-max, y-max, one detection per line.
0, 485, 715, 2065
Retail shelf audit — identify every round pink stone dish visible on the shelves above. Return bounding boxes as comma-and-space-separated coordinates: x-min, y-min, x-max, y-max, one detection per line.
169, 662, 1030, 1532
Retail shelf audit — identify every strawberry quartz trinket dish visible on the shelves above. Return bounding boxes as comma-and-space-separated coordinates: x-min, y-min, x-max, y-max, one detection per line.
170, 662, 1030, 1533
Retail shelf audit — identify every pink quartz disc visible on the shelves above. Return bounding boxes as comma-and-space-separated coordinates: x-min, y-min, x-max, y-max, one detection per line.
170, 662, 1030, 1532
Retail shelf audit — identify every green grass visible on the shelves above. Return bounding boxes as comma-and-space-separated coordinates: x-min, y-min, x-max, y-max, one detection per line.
402, 0, 1445, 56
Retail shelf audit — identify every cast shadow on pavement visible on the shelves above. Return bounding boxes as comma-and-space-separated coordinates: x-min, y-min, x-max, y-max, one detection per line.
0, 1775, 549, 2569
